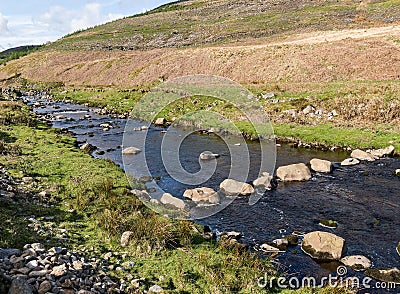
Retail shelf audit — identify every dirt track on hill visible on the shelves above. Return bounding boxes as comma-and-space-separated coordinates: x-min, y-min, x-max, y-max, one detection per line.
240, 24, 400, 48
1, 24, 399, 88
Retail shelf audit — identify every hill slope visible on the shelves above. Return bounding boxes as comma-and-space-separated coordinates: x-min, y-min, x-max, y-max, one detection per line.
49, 0, 400, 51
0, 0, 399, 87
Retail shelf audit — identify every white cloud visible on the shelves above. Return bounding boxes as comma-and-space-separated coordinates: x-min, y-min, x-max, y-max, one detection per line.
0, 3, 125, 50
36, 3, 124, 34
0, 12, 9, 35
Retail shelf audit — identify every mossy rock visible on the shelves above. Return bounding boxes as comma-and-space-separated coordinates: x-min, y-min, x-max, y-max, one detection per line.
284, 234, 299, 246
365, 268, 400, 284
319, 219, 338, 229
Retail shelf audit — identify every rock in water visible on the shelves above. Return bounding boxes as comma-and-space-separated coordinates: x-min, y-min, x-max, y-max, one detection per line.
183, 187, 219, 204
365, 268, 400, 284
219, 179, 254, 196
253, 173, 273, 190
260, 243, 280, 253
369, 145, 395, 158
80, 143, 95, 153
301, 231, 345, 261
276, 163, 311, 181
351, 149, 377, 162
154, 118, 166, 126
310, 158, 332, 173
340, 255, 372, 271
341, 158, 360, 166
160, 193, 185, 210
284, 234, 299, 246
121, 147, 141, 155
199, 152, 220, 160
395, 169, 400, 177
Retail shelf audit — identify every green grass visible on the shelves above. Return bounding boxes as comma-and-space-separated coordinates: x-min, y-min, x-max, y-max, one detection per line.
52, 87, 145, 113
273, 123, 400, 151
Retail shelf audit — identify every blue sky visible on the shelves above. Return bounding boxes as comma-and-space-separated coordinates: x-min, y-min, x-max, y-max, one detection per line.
0, 0, 171, 50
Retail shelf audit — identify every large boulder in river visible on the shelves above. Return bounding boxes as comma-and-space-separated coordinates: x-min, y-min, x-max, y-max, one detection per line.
220, 179, 254, 196
276, 163, 311, 181
368, 145, 395, 158
122, 147, 141, 155
365, 268, 400, 284
160, 193, 185, 210
301, 231, 346, 261
351, 149, 377, 162
395, 169, 400, 177
183, 187, 219, 204
310, 158, 332, 173
340, 255, 371, 271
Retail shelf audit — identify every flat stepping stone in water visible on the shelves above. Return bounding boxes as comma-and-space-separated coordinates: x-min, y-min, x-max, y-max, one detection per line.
341, 158, 360, 166
220, 179, 254, 196
200, 151, 220, 160
310, 158, 332, 173
276, 163, 311, 181
160, 193, 185, 210
122, 147, 141, 155
260, 244, 280, 253
340, 255, 372, 271
183, 187, 220, 204
351, 149, 377, 162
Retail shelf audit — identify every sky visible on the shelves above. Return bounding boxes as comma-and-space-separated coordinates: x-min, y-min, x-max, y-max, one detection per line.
0, 0, 171, 51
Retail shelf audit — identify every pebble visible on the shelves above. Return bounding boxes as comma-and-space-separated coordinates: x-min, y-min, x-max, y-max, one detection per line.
0, 242, 134, 293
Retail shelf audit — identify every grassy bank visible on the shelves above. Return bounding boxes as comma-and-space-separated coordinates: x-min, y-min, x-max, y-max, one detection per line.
45, 80, 400, 153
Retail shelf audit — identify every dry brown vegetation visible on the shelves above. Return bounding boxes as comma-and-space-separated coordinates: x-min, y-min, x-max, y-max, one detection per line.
1, 28, 399, 87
